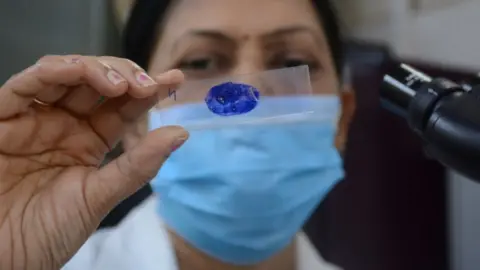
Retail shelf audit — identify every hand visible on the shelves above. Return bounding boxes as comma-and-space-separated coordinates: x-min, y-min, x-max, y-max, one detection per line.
0, 55, 188, 269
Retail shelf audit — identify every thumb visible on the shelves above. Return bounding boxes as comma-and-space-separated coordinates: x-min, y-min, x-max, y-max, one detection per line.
85, 125, 188, 218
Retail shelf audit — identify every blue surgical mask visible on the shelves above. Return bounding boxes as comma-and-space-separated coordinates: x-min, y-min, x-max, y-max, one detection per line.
150, 96, 344, 265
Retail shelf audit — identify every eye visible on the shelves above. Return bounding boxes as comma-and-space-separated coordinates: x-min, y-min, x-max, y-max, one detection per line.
178, 53, 231, 72
179, 57, 215, 70
282, 58, 310, 68
176, 53, 231, 78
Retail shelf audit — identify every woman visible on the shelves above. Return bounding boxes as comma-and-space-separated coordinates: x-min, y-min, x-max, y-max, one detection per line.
76, 0, 353, 269
0, 0, 355, 269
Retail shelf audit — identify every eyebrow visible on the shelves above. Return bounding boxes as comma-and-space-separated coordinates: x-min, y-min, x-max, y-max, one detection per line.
262, 26, 319, 39
174, 30, 235, 48
263, 26, 327, 51
175, 25, 321, 44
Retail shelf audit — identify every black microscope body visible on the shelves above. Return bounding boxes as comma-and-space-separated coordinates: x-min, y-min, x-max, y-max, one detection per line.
381, 64, 480, 181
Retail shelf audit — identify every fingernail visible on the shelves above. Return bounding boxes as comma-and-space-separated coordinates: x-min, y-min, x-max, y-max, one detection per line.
136, 71, 157, 87
171, 136, 187, 152
107, 70, 126, 85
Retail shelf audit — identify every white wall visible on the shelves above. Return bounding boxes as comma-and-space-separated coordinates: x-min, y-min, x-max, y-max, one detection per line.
339, 0, 480, 69
337, 1, 480, 269
396, 0, 480, 70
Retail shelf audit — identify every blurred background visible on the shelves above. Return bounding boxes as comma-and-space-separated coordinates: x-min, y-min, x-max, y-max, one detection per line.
1, 0, 480, 269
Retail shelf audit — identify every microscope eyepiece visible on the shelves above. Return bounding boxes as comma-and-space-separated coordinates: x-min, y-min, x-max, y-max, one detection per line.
381, 64, 462, 133
380, 64, 432, 117
380, 63, 480, 181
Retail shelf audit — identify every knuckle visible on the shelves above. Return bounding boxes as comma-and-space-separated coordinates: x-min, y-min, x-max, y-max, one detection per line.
26, 63, 46, 77
107, 57, 143, 71
64, 54, 83, 63
119, 152, 157, 182
97, 57, 144, 78
37, 54, 59, 64
97, 56, 121, 65
67, 54, 83, 59
79, 56, 99, 67
96, 58, 114, 70
126, 59, 144, 70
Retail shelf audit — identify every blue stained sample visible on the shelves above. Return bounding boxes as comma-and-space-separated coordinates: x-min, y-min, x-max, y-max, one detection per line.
205, 82, 260, 116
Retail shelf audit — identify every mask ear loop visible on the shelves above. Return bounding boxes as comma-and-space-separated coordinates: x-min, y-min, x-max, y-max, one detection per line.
334, 64, 354, 155
335, 64, 352, 125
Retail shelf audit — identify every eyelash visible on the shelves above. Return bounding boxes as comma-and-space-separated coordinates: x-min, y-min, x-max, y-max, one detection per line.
177, 54, 228, 75
176, 53, 320, 74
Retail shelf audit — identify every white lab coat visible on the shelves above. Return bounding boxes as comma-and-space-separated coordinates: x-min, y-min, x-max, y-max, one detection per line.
63, 196, 341, 270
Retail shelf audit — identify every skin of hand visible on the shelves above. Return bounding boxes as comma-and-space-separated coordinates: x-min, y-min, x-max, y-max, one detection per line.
0, 55, 189, 270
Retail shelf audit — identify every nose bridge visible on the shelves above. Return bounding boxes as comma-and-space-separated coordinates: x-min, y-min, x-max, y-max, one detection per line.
232, 40, 263, 76
231, 42, 275, 96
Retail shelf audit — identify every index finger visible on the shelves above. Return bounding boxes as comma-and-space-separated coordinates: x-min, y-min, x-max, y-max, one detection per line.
0, 60, 84, 119
0, 57, 128, 120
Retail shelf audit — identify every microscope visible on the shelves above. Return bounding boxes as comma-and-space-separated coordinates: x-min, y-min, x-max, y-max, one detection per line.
380, 64, 480, 181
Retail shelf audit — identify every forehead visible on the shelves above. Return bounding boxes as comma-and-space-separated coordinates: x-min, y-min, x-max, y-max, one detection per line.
162, 0, 324, 39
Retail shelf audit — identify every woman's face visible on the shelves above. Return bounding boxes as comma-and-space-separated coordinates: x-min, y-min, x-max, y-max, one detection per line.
148, 0, 355, 150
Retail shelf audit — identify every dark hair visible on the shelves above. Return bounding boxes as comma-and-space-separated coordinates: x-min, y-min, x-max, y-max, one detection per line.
123, 0, 344, 76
